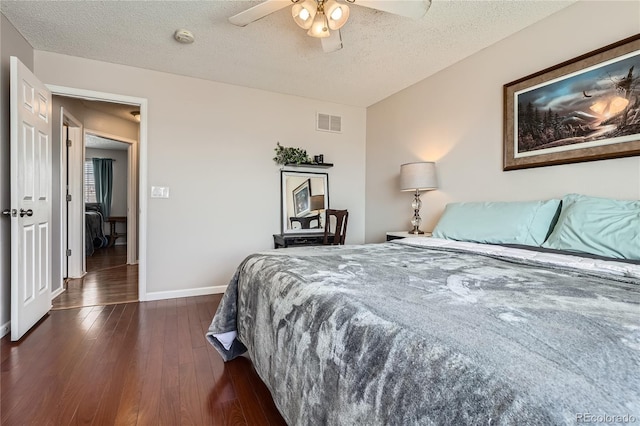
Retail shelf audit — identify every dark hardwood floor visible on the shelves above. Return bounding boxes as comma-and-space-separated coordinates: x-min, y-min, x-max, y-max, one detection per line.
53, 246, 138, 310
87, 245, 128, 273
0, 294, 287, 426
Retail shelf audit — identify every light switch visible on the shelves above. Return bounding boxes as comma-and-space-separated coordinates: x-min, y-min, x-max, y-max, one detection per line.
151, 186, 170, 198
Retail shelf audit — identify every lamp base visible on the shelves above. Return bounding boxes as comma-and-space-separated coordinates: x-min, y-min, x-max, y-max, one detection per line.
408, 190, 424, 235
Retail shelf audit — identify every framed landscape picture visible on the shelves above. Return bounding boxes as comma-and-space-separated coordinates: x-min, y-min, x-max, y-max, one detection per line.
503, 34, 640, 170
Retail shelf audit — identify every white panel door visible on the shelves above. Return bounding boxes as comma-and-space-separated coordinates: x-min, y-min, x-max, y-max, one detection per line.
10, 56, 52, 341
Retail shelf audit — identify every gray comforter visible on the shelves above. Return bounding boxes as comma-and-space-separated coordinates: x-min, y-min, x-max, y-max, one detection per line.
206, 241, 640, 425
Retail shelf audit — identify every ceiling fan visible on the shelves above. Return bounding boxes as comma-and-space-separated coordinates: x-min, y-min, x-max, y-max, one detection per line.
228, 0, 432, 53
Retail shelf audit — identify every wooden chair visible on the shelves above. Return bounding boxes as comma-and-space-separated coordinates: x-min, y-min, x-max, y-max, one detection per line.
289, 214, 320, 229
323, 209, 348, 245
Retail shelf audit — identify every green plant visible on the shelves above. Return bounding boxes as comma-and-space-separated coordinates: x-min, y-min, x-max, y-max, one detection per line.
273, 142, 311, 165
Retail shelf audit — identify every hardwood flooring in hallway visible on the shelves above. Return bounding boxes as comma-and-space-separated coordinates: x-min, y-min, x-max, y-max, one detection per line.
87, 244, 128, 273
53, 245, 138, 310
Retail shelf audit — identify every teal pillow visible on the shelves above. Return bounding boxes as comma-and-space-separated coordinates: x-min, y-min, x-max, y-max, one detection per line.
542, 194, 640, 260
432, 199, 561, 246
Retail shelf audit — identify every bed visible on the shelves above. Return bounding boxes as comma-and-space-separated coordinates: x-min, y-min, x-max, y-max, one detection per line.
206, 194, 640, 425
85, 202, 108, 256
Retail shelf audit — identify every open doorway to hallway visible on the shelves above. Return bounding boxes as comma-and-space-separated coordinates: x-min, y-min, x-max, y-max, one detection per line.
51, 97, 140, 310
84, 134, 131, 266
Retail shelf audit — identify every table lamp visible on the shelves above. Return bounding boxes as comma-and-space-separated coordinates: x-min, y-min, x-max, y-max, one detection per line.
400, 162, 438, 234
310, 194, 325, 228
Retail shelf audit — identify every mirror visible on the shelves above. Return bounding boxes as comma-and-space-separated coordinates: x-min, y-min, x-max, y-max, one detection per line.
281, 170, 329, 234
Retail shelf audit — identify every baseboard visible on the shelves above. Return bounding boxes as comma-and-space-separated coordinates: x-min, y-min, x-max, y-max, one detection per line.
0, 321, 10, 338
51, 286, 66, 299
68, 271, 87, 280
143, 285, 227, 302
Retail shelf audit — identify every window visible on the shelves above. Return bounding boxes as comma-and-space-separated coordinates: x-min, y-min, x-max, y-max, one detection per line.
84, 160, 97, 203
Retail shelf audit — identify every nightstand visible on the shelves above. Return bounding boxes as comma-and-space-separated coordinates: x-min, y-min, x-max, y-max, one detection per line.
386, 231, 432, 241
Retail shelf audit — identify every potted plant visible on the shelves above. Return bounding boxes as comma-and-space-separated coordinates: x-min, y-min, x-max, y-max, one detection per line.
273, 142, 312, 165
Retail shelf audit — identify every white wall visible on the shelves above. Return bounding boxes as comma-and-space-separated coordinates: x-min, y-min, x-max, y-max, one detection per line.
0, 14, 34, 335
365, 0, 640, 243
84, 108, 139, 142
35, 51, 367, 296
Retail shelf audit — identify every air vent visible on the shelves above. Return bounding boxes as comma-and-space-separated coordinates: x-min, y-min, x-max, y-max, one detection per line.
317, 113, 342, 133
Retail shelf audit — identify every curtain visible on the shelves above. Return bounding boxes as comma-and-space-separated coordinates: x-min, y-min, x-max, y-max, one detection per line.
92, 158, 114, 219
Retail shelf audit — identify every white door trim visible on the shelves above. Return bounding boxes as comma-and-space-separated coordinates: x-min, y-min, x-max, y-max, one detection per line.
67, 125, 84, 278
56, 108, 83, 296
46, 84, 148, 301
127, 136, 138, 267
84, 128, 138, 266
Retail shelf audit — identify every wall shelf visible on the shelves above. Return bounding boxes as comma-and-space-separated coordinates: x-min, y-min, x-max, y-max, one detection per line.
284, 162, 334, 169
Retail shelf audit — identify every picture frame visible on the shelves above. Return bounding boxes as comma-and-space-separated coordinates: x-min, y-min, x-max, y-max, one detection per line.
292, 179, 311, 217
503, 34, 640, 171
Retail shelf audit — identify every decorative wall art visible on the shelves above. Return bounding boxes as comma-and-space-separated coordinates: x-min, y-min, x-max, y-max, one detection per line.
503, 34, 640, 170
293, 179, 311, 217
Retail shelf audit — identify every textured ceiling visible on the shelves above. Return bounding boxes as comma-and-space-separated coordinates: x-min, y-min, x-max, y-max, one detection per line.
2, 0, 577, 107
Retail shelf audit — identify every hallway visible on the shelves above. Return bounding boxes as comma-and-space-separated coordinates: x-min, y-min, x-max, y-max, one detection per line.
53, 246, 138, 310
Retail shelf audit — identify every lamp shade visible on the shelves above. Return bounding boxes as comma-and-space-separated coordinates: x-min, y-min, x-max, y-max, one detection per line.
307, 10, 330, 38
310, 195, 325, 211
324, 0, 350, 30
292, 0, 316, 29
400, 162, 438, 191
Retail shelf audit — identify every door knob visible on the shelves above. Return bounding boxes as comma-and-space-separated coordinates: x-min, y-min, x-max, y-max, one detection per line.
19, 209, 33, 217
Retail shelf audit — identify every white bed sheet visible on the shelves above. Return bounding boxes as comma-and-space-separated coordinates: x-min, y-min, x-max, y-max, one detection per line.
393, 237, 640, 279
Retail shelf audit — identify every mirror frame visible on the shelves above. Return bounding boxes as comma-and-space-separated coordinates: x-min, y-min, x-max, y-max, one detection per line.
280, 170, 329, 234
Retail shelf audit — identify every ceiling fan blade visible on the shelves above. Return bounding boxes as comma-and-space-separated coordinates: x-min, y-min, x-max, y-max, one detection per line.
229, 0, 291, 27
321, 30, 343, 53
354, 0, 431, 19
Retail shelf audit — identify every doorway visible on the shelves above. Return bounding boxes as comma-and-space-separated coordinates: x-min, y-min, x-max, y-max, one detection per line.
51, 131, 138, 310
47, 88, 147, 309
83, 131, 135, 270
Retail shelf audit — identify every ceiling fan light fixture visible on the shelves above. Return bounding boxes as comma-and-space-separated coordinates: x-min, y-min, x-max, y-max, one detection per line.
292, 0, 317, 29
324, 0, 349, 30
307, 10, 330, 38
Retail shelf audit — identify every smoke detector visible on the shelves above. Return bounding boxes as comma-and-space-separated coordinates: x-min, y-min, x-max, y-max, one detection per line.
174, 29, 195, 44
